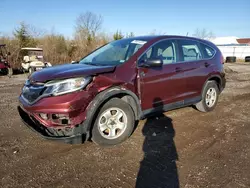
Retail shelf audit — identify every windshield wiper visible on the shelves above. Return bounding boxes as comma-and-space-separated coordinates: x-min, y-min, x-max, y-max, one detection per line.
83, 62, 104, 66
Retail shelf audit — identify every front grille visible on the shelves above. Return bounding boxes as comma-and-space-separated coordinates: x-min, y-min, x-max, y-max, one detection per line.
22, 84, 45, 103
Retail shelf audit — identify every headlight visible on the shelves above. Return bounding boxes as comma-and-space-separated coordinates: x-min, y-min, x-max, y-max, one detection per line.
43, 77, 92, 96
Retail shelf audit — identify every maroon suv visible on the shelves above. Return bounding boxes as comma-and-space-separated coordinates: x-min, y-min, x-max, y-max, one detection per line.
18, 35, 226, 146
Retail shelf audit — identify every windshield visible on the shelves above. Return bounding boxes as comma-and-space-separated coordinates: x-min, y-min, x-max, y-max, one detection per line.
79, 38, 148, 66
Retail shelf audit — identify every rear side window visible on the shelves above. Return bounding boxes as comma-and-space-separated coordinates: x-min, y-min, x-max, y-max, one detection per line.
200, 43, 216, 58
178, 40, 202, 62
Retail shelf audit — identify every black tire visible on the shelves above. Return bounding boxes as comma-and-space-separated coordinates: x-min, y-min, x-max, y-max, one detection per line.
21, 67, 26, 74
1, 68, 8, 75
245, 56, 250, 62
225, 56, 236, 63
195, 81, 219, 112
91, 98, 135, 146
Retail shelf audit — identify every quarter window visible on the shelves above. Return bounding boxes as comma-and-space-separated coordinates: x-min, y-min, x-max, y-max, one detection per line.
140, 40, 177, 65
200, 43, 216, 58
178, 40, 202, 61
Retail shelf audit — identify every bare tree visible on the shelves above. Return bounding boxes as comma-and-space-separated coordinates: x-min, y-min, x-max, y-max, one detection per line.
126, 32, 135, 38
74, 12, 104, 56
76, 11, 103, 37
27, 24, 46, 38
193, 28, 215, 40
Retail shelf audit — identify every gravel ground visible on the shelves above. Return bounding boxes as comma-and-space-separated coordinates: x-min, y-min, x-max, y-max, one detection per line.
0, 63, 250, 188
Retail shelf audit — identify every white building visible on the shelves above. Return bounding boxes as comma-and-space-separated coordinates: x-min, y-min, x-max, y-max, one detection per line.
210, 36, 239, 45
209, 37, 250, 60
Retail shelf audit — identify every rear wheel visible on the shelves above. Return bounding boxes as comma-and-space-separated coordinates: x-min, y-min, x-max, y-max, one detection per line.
91, 98, 135, 146
195, 81, 219, 112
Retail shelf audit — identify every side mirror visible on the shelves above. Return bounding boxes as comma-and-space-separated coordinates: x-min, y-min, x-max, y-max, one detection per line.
71, 61, 78, 64
140, 59, 163, 68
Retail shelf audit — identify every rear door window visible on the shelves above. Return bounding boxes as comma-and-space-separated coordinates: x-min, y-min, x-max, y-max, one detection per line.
178, 40, 202, 62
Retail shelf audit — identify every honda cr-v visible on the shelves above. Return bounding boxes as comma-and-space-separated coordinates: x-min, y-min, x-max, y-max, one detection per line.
18, 35, 226, 146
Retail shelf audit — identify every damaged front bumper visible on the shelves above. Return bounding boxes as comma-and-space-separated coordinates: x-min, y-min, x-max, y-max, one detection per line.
18, 106, 87, 144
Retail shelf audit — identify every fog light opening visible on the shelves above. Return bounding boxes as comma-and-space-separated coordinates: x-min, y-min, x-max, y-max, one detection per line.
39, 113, 49, 120
51, 114, 70, 125
61, 119, 69, 125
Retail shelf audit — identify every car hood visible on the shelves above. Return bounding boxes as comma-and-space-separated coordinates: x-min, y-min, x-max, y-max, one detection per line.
30, 63, 116, 82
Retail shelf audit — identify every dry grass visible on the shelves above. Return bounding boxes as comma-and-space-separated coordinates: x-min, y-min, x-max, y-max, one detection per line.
0, 34, 110, 69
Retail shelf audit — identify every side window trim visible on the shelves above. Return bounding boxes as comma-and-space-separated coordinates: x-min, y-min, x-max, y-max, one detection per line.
197, 41, 205, 59
172, 40, 179, 63
173, 39, 181, 63
176, 39, 184, 62
137, 38, 217, 66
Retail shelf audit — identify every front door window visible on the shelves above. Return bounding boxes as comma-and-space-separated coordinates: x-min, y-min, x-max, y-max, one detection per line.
140, 40, 177, 65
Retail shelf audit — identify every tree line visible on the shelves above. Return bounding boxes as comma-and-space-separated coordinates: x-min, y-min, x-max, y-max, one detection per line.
0, 11, 214, 69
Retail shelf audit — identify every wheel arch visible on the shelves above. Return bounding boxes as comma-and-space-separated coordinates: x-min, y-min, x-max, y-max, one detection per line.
83, 87, 142, 140
203, 75, 222, 93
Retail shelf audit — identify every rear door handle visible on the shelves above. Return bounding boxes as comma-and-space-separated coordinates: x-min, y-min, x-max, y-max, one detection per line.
205, 62, 210, 67
175, 67, 182, 72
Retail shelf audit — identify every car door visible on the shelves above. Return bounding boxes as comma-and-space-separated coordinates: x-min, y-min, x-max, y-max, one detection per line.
176, 39, 215, 102
137, 39, 186, 112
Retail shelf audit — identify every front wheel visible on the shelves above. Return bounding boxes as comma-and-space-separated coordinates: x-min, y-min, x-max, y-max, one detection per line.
91, 98, 135, 146
195, 81, 219, 112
